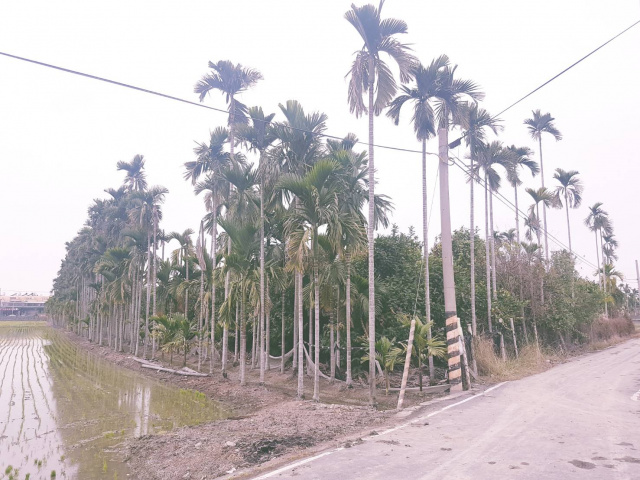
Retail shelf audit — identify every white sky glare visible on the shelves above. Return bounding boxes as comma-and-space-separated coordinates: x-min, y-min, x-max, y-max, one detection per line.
0, 0, 639, 294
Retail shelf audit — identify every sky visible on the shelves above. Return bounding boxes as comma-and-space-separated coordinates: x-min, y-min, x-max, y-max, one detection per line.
1, 0, 639, 295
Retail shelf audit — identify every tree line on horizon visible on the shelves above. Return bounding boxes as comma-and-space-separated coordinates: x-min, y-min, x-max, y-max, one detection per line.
46, 2, 637, 403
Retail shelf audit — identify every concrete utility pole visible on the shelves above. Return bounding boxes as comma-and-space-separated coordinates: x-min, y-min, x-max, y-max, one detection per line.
439, 126, 463, 393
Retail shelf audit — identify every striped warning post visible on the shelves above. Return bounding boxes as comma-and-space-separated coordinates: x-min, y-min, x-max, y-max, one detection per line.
446, 315, 462, 392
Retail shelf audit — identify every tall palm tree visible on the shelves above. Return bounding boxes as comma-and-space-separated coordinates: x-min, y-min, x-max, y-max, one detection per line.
117, 154, 148, 192
236, 107, 277, 384
526, 187, 556, 306
327, 137, 387, 386
524, 110, 562, 264
386, 58, 444, 381
505, 145, 537, 341
430, 57, 482, 391
345, 1, 414, 403
168, 229, 195, 318
194, 60, 262, 165
553, 169, 583, 255
278, 159, 342, 402
505, 146, 538, 243
585, 203, 610, 293
476, 141, 511, 330
186, 127, 231, 374
459, 104, 501, 346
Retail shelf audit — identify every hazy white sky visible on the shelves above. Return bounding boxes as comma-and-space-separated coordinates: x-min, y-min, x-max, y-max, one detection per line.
1, 0, 639, 295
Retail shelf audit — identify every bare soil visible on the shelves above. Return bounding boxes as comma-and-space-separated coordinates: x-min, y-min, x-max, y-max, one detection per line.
61, 330, 450, 480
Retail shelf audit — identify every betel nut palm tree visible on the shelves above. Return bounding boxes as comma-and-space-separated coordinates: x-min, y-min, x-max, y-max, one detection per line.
186, 127, 231, 374
386, 58, 443, 381
459, 103, 500, 352
505, 145, 538, 342
278, 159, 342, 402
553, 168, 583, 255
430, 57, 482, 392
345, 1, 414, 403
524, 110, 562, 264
236, 107, 277, 384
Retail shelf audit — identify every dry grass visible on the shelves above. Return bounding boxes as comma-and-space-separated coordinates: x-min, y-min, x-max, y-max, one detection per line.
474, 317, 638, 382
586, 316, 636, 342
474, 337, 550, 381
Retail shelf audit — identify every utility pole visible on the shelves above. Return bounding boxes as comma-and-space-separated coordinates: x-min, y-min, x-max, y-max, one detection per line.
439, 126, 464, 393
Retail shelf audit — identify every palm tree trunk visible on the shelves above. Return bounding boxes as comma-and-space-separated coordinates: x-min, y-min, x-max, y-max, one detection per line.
515, 186, 528, 344
538, 137, 550, 265
336, 286, 341, 374
233, 302, 238, 363
346, 254, 353, 387
212, 193, 218, 375
536, 205, 545, 306
313, 237, 321, 402
565, 192, 575, 300
600, 229, 608, 317
421, 138, 434, 382
266, 277, 271, 372
595, 230, 602, 291
144, 231, 151, 358
330, 292, 335, 382
281, 289, 286, 374
438, 122, 463, 393
153, 209, 158, 316
469, 142, 478, 374
293, 270, 298, 370
490, 190, 497, 301
184, 252, 189, 318
308, 292, 313, 377
240, 281, 246, 386
297, 271, 304, 399
484, 171, 492, 332
259, 151, 266, 384
367, 55, 377, 405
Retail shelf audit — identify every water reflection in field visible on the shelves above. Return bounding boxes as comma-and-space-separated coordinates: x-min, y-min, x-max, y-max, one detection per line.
0, 322, 227, 479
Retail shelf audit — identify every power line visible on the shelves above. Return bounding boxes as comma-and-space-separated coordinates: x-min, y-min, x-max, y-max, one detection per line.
448, 153, 600, 271
447, 18, 640, 148
0, 51, 438, 157
493, 19, 640, 119
3, 15, 638, 154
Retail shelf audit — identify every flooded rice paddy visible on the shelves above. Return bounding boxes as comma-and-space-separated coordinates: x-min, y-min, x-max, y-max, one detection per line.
0, 322, 228, 479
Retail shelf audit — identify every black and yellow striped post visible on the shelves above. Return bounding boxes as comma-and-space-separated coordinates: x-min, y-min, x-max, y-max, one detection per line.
446, 315, 462, 392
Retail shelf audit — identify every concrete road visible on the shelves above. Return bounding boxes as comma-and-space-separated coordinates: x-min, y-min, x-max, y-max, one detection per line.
255, 338, 640, 479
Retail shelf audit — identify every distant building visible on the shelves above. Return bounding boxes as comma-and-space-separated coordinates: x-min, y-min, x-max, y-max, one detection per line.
0, 293, 49, 317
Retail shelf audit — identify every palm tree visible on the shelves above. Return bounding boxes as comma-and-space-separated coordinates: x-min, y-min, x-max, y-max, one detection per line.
386, 58, 444, 381
278, 159, 342, 402
551, 168, 583, 263
459, 104, 501, 347
218, 218, 260, 386
117, 154, 148, 192
428, 57, 482, 391
345, 1, 414, 403
526, 187, 556, 306
505, 146, 539, 242
506, 145, 538, 340
524, 110, 562, 264
476, 141, 511, 330
194, 60, 262, 165
585, 203, 610, 295
185, 127, 231, 374
168, 229, 195, 318
236, 107, 277, 384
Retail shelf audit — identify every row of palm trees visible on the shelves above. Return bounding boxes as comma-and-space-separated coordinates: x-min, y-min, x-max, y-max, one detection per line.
47, 2, 627, 405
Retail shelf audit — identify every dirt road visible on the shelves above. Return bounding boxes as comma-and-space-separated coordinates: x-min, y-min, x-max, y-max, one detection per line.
253, 338, 640, 479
